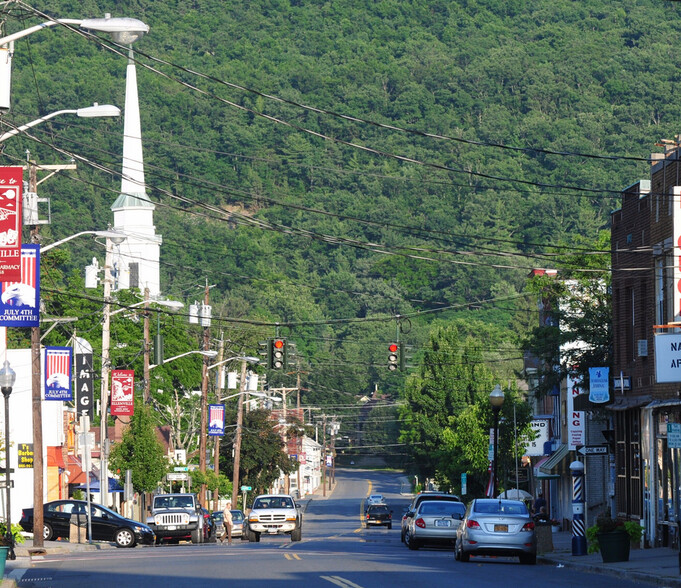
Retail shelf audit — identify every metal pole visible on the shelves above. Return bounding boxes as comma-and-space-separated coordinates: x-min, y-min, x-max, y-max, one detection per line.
198, 284, 210, 506
100, 238, 113, 511
514, 403, 519, 491
142, 287, 150, 402
213, 335, 224, 511
2, 386, 13, 559
231, 358, 248, 506
493, 407, 500, 497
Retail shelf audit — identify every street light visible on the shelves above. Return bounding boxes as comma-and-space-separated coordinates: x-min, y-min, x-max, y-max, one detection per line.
0, 360, 16, 560
1, 14, 149, 111
490, 384, 505, 497
0, 103, 120, 143
149, 350, 217, 370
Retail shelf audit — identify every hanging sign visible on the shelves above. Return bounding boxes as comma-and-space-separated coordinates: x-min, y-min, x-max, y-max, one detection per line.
0, 244, 39, 327
44, 346, 72, 400
0, 166, 22, 281
75, 338, 94, 417
567, 372, 585, 450
208, 404, 225, 436
111, 370, 134, 416
589, 367, 610, 403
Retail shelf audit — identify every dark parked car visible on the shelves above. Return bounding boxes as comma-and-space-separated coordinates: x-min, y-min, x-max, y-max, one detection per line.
20, 500, 155, 548
366, 504, 392, 528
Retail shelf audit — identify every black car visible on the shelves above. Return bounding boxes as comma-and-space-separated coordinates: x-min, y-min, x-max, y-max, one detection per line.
20, 500, 155, 548
366, 504, 393, 528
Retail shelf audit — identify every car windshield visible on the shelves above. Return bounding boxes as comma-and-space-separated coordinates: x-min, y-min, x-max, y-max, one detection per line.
154, 496, 194, 509
369, 495, 382, 501
473, 500, 528, 516
419, 501, 465, 516
253, 497, 294, 509
370, 506, 389, 514
231, 510, 244, 521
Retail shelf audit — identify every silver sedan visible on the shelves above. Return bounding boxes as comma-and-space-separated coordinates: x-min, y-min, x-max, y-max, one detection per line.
405, 500, 466, 550
455, 499, 537, 564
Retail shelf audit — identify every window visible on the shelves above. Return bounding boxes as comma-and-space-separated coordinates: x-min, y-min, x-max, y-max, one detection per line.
655, 247, 674, 325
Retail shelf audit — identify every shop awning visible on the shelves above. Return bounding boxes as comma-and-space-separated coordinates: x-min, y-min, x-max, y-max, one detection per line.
534, 456, 560, 480
46, 446, 65, 469
75, 476, 123, 493
607, 395, 652, 411
65, 455, 87, 485
539, 444, 570, 475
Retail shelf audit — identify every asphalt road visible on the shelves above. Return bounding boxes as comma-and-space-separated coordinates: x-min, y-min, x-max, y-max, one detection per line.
8, 469, 650, 587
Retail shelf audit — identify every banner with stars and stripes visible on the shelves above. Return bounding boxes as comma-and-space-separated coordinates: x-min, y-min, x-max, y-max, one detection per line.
44, 346, 72, 401
208, 404, 225, 436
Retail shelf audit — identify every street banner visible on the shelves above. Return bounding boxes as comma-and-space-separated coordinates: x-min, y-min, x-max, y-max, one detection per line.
589, 367, 610, 403
567, 371, 585, 450
75, 338, 94, 417
208, 404, 225, 436
111, 370, 134, 416
0, 244, 39, 327
44, 346, 72, 400
0, 166, 22, 281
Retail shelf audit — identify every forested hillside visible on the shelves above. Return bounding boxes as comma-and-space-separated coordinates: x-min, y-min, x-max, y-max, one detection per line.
1, 0, 679, 462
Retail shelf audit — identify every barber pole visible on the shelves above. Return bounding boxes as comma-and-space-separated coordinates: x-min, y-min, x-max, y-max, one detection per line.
571, 460, 587, 556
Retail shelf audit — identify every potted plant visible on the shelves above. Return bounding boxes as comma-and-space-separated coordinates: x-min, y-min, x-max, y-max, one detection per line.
0, 521, 25, 575
586, 512, 643, 562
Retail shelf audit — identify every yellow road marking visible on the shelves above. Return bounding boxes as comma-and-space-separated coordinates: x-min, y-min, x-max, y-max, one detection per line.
284, 553, 301, 560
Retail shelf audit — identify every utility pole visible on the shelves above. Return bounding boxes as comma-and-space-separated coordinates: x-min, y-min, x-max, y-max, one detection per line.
26, 158, 75, 548
321, 414, 327, 498
142, 287, 150, 402
198, 283, 210, 506
212, 334, 224, 511
231, 357, 249, 506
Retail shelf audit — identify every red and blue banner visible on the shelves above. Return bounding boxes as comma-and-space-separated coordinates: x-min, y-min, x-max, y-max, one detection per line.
0, 244, 40, 327
0, 166, 22, 281
208, 404, 225, 436
44, 346, 72, 401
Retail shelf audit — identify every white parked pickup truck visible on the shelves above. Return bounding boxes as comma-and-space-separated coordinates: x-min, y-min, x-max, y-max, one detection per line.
246, 494, 302, 542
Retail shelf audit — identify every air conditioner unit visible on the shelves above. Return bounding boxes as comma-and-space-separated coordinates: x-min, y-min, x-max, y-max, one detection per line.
637, 340, 648, 357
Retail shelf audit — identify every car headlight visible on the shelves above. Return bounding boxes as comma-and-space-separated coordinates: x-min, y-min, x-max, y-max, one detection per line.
248, 516, 259, 523
133, 525, 147, 533
285, 516, 296, 522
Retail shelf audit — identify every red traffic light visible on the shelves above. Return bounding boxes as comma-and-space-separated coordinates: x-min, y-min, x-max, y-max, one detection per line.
273, 339, 285, 349
388, 343, 398, 353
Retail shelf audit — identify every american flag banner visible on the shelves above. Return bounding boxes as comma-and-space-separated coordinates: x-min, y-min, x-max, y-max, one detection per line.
0, 244, 40, 327
44, 346, 72, 401
485, 461, 495, 498
208, 404, 225, 436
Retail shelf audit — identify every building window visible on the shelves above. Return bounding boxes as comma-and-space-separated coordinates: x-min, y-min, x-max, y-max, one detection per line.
655, 250, 674, 326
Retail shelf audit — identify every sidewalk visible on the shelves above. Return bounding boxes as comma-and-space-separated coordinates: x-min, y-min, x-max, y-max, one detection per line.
540, 530, 681, 587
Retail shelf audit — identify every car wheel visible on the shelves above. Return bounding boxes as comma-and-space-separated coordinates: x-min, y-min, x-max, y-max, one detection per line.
459, 545, 470, 562
191, 527, 202, 544
115, 528, 136, 548
406, 532, 420, 550
519, 553, 536, 565
43, 522, 54, 542
400, 528, 406, 543
291, 527, 302, 542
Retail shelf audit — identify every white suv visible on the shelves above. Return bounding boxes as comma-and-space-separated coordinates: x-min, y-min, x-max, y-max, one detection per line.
246, 494, 302, 542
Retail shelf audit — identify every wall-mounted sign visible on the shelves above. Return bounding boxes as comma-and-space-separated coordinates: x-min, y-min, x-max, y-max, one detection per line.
526, 419, 551, 456
17, 443, 33, 468
655, 334, 681, 383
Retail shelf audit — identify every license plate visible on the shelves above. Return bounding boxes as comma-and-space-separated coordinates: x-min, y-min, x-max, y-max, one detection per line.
167, 525, 176, 531
435, 520, 451, 527
494, 524, 508, 532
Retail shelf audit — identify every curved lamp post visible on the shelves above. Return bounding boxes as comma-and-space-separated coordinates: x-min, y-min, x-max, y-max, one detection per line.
1, 14, 149, 111
0, 360, 16, 560
490, 384, 505, 498
0, 103, 120, 143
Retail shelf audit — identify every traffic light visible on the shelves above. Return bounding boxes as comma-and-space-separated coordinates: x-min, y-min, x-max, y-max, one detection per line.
399, 342, 414, 371
286, 341, 297, 368
271, 338, 286, 370
259, 340, 272, 369
388, 343, 399, 371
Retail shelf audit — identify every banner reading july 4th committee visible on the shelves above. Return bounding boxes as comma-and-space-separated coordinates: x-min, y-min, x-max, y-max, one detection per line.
0, 244, 40, 327
0, 167, 23, 281
44, 346, 72, 401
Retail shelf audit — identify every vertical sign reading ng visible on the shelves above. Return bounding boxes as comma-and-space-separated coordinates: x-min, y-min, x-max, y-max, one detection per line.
0, 244, 40, 327
0, 167, 22, 281
44, 346, 72, 400
111, 370, 134, 416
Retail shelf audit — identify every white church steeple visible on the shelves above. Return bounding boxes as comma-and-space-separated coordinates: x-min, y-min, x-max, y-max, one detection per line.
111, 49, 161, 296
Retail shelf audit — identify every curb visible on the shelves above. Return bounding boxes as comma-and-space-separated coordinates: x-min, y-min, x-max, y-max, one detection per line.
538, 554, 681, 587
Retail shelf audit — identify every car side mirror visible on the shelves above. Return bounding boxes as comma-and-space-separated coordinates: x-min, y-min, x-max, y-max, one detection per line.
295, 503, 301, 509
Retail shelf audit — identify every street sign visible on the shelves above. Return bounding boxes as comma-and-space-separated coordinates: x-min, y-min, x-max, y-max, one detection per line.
240, 485, 252, 491
461, 473, 467, 495
174, 466, 189, 472
577, 445, 608, 456
668, 423, 681, 449
167, 472, 188, 481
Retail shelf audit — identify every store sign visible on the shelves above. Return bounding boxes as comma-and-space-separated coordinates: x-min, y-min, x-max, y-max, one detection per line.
655, 334, 681, 383
526, 419, 550, 456
18, 443, 33, 468
668, 423, 681, 449
567, 372, 585, 450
